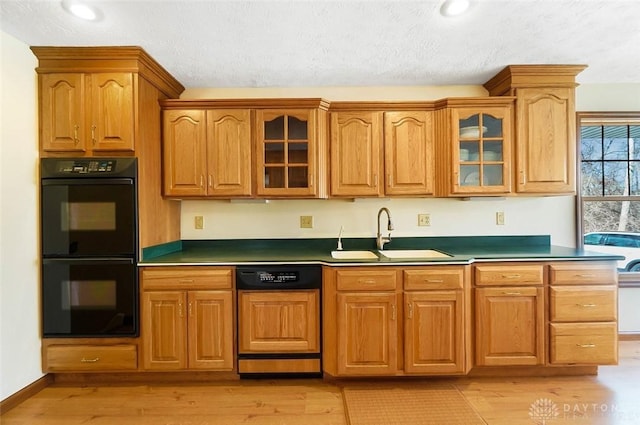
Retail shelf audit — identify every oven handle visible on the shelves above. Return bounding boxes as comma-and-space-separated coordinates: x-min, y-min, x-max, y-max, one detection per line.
42, 258, 135, 265
42, 178, 134, 186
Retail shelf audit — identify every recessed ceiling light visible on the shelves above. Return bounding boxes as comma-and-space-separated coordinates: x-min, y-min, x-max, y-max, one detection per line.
61, 0, 101, 21
440, 0, 470, 17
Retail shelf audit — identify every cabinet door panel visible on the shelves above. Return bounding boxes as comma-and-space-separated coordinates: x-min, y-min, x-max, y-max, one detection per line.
239, 290, 319, 353
405, 291, 464, 374
207, 109, 252, 196
384, 111, 434, 195
163, 110, 207, 196
142, 291, 187, 370
40, 73, 86, 152
336, 292, 397, 375
475, 286, 544, 366
188, 291, 234, 370
516, 88, 575, 193
90, 73, 135, 151
330, 112, 383, 197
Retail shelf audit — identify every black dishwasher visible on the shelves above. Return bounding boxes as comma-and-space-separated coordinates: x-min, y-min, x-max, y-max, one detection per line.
236, 265, 322, 377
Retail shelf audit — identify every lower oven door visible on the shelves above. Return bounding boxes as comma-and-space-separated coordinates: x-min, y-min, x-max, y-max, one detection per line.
42, 258, 138, 337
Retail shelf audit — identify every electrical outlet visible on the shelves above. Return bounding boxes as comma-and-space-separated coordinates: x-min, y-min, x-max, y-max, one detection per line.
195, 215, 204, 229
496, 211, 505, 225
300, 215, 313, 229
418, 213, 431, 226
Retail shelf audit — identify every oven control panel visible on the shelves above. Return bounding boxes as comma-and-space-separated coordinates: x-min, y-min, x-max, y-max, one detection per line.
57, 160, 116, 174
41, 157, 137, 179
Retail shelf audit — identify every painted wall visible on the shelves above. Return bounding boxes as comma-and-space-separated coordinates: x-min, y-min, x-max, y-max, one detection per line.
0, 31, 42, 400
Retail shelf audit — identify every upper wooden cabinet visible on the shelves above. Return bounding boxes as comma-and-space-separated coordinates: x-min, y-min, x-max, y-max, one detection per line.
329, 103, 435, 197
163, 109, 252, 197
40, 72, 135, 153
434, 98, 515, 197
160, 99, 329, 199
330, 110, 383, 197
255, 108, 328, 198
484, 65, 586, 194
32, 46, 184, 157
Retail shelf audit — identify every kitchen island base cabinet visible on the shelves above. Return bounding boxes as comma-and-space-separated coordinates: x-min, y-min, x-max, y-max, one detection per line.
140, 267, 234, 371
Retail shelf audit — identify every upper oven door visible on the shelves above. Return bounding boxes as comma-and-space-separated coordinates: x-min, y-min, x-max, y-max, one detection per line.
41, 178, 137, 257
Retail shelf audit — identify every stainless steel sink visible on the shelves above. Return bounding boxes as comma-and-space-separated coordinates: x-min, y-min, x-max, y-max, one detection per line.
331, 250, 379, 260
377, 249, 451, 259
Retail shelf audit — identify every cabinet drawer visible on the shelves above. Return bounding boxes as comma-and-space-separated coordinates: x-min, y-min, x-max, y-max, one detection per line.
549, 262, 617, 285
550, 323, 617, 365
404, 268, 464, 290
141, 267, 233, 290
474, 264, 544, 286
550, 286, 617, 322
336, 269, 398, 291
45, 344, 138, 372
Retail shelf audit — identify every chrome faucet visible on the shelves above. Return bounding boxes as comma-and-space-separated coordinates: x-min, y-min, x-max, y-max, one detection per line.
376, 207, 394, 250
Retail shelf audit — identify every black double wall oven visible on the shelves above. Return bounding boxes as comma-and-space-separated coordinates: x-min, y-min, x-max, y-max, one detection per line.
41, 158, 139, 337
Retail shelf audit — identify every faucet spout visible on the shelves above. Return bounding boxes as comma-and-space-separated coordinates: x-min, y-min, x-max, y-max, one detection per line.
376, 207, 393, 250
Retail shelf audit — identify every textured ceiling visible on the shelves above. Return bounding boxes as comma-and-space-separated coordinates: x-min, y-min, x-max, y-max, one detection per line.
2, 0, 640, 89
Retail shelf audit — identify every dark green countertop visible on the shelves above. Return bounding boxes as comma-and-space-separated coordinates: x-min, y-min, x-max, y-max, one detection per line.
139, 235, 623, 266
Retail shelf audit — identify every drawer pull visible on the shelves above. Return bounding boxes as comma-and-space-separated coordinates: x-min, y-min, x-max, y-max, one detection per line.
503, 292, 522, 295
576, 343, 596, 348
425, 279, 444, 283
361, 279, 377, 284
179, 279, 194, 283
501, 274, 522, 279
575, 274, 595, 278
577, 303, 597, 308
80, 357, 100, 363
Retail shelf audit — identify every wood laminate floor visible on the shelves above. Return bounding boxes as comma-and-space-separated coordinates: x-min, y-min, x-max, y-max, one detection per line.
2, 341, 639, 425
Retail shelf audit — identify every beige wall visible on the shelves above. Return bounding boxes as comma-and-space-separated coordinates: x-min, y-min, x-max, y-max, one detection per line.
0, 31, 42, 400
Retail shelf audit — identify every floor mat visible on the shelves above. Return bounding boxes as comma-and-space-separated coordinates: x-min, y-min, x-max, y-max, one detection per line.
342, 382, 486, 425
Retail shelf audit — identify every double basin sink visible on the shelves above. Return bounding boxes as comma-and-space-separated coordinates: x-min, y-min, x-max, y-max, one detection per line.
331, 249, 452, 260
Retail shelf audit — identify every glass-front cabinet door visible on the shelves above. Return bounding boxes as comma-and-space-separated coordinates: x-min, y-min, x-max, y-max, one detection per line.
255, 109, 318, 197
452, 106, 512, 195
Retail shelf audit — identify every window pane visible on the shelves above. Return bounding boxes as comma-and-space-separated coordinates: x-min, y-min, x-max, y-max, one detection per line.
583, 201, 640, 233
631, 162, 640, 195
581, 161, 603, 196
580, 127, 602, 160
603, 161, 628, 196
603, 125, 628, 160
632, 126, 640, 158
483, 114, 502, 138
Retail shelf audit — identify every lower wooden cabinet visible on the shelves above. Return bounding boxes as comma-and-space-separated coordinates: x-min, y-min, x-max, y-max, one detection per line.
324, 265, 470, 377
140, 267, 234, 371
548, 261, 618, 365
43, 342, 137, 372
337, 292, 399, 375
474, 263, 546, 366
404, 290, 465, 374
